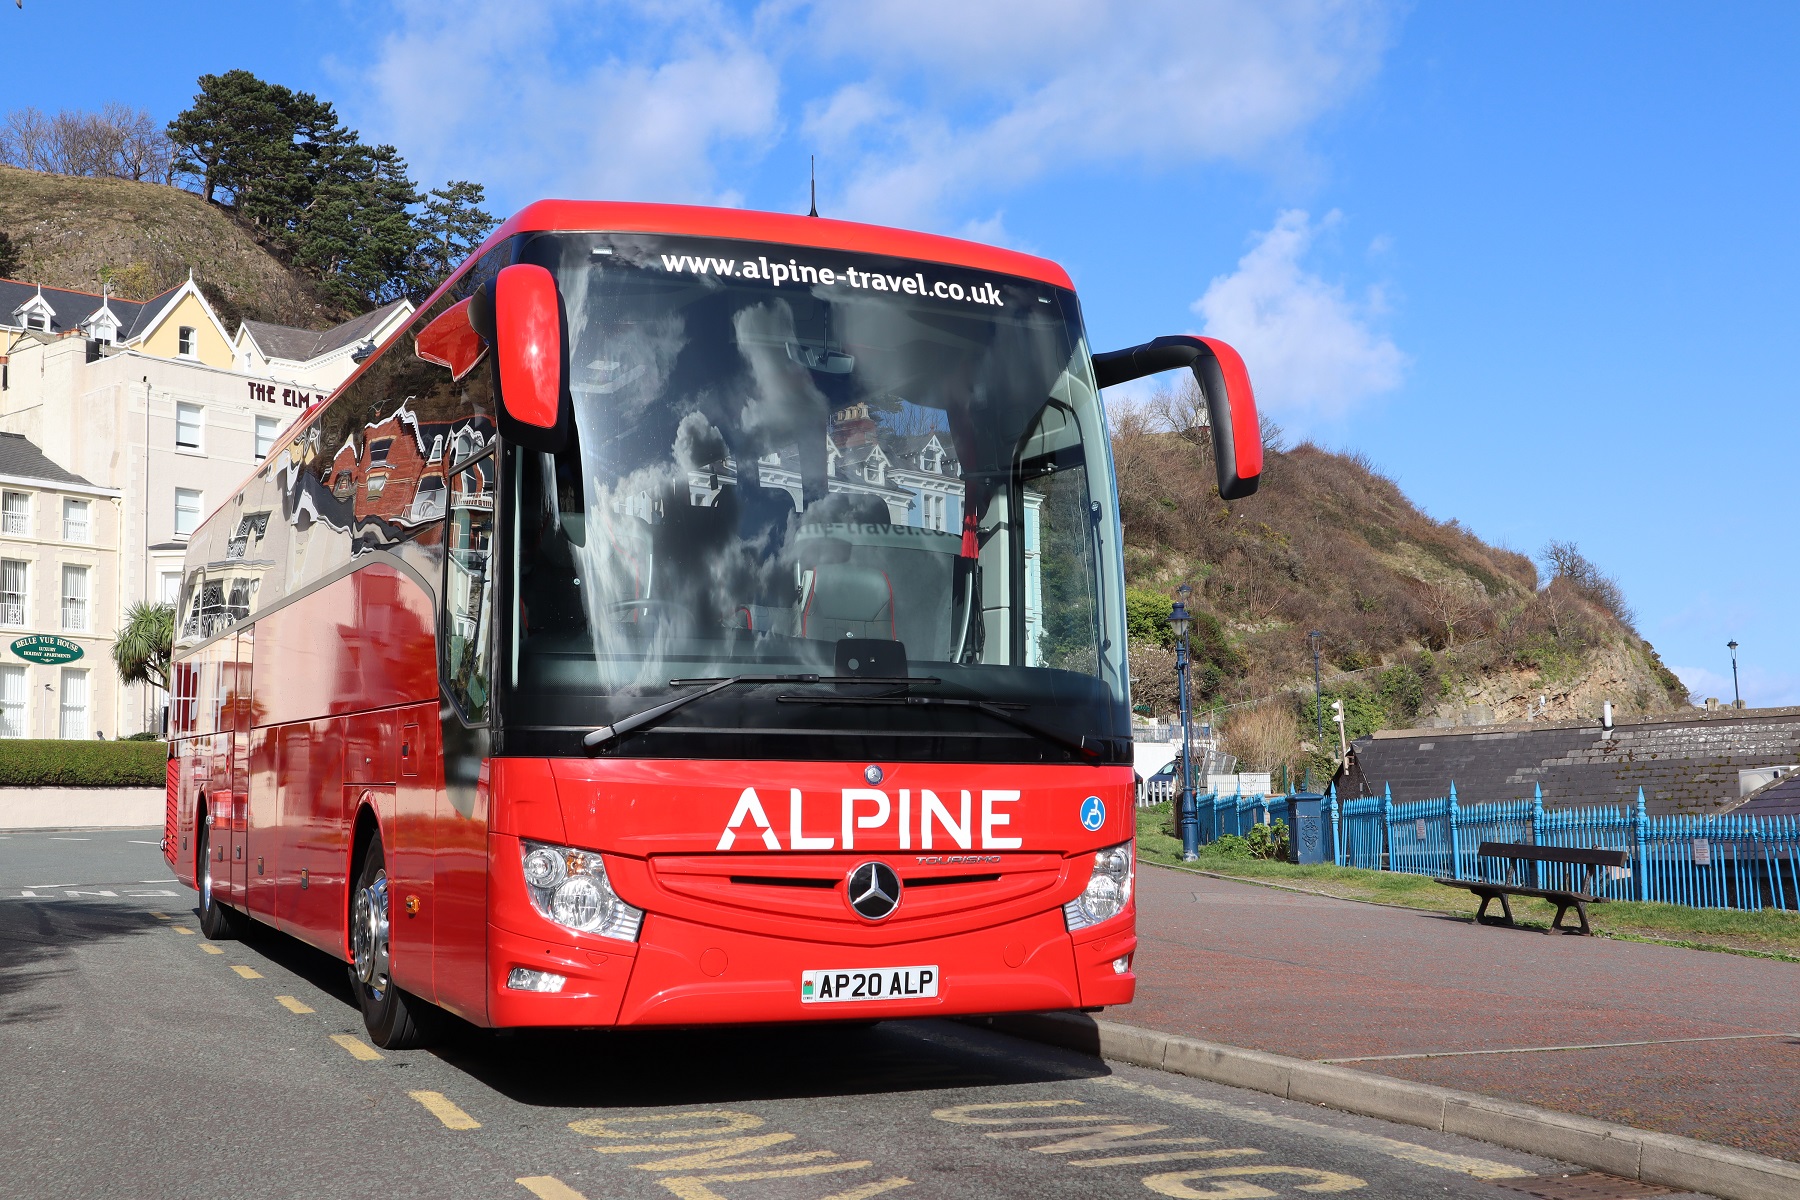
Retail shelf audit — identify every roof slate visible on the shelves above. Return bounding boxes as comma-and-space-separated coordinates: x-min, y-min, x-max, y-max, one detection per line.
242, 299, 409, 363
0, 431, 98, 488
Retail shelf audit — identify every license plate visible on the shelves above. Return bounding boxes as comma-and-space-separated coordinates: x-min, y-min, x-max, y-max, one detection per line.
800, 965, 938, 1004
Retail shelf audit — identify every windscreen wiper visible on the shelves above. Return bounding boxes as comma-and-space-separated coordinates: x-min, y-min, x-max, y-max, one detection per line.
582, 674, 939, 753
779, 693, 1107, 765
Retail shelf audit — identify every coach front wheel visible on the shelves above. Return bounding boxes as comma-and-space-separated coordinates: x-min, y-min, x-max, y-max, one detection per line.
349, 837, 434, 1049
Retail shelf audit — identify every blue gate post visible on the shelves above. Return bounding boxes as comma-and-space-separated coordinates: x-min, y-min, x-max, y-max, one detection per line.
1328, 783, 1343, 867
1381, 784, 1394, 872
1531, 784, 1545, 890
1448, 781, 1462, 880
1633, 787, 1649, 902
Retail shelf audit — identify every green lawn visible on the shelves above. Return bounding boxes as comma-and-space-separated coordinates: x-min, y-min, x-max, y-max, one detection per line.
1135, 801, 1800, 961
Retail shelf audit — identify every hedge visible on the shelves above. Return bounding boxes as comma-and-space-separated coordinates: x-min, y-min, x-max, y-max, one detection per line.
0, 739, 168, 787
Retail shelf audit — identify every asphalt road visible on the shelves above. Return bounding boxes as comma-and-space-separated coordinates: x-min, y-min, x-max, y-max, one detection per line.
0, 829, 1715, 1200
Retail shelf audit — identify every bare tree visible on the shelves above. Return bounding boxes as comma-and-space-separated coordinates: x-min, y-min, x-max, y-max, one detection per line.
0, 104, 173, 182
1541, 540, 1634, 627
1421, 579, 1488, 649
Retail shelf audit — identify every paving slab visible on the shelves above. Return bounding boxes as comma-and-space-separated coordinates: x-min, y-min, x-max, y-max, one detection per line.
1123, 862, 1800, 1161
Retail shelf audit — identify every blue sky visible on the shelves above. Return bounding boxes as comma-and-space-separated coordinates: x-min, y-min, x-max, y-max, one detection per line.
5, 1, 1797, 705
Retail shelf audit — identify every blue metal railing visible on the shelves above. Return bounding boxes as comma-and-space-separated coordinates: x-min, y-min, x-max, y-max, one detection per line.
1164, 778, 1800, 911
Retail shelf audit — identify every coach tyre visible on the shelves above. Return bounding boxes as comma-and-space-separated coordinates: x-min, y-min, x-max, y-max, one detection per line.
196, 812, 242, 940
349, 836, 434, 1049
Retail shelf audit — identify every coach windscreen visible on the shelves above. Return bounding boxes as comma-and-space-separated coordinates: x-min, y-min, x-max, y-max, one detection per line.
498, 231, 1129, 764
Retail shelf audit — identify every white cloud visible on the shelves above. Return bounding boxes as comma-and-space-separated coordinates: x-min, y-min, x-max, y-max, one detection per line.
1192, 209, 1406, 424
345, 0, 1392, 228
801, 0, 1394, 227
351, 0, 781, 205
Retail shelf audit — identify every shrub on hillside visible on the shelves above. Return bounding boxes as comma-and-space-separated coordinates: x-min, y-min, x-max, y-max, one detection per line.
0, 739, 167, 787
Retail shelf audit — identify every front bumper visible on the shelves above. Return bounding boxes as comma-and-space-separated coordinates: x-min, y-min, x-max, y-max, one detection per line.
484, 836, 1136, 1027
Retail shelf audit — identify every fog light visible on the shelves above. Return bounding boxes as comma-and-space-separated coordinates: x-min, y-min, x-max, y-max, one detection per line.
507, 967, 567, 993
1112, 954, 1132, 974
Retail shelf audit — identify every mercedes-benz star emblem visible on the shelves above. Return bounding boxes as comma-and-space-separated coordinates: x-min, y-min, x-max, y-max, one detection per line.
847, 861, 902, 921
864, 764, 883, 785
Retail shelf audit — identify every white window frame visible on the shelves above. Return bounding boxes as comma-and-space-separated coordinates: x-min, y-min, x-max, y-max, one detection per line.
1, 490, 28, 537
59, 667, 88, 740
254, 415, 279, 461
61, 564, 89, 632
62, 497, 90, 543
175, 402, 204, 451
159, 571, 183, 605
174, 488, 203, 538
0, 559, 26, 627
177, 326, 198, 358
0, 664, 23, 738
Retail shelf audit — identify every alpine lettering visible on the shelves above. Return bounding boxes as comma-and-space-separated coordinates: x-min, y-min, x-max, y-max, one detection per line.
718, 788, 1022, 851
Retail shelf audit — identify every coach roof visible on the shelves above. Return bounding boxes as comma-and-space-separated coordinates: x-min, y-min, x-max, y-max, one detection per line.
484, 201, 1076, 292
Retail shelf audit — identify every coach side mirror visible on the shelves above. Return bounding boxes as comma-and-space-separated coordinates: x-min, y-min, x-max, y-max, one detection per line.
1091, 334, 1262, 500
475, 263, 572, 453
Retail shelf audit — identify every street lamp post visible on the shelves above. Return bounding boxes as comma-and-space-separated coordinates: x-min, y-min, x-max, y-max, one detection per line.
1170, 585, 1198, 861
1728, 640, 1741, 709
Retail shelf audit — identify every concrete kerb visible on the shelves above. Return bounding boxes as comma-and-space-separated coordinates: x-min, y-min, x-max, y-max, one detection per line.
981, 1011, 1800, 1200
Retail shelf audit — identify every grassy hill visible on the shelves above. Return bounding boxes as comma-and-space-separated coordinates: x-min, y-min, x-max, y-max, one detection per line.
0, 164, 345, 330
1112, 405, 1686, 774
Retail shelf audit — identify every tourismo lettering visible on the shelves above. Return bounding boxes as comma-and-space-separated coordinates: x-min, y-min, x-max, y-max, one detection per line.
715, 786, 1021, 852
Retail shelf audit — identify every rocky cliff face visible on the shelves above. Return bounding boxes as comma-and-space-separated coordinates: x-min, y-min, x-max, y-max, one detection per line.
0, 164, 341, 329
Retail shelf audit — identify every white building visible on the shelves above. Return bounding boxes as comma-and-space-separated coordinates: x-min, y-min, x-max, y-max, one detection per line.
0, 276, 412, 734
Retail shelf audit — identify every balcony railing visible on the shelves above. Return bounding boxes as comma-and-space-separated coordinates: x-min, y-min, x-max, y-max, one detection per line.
63, 522, 88, 543
62, 604, 87, 631
0, 601, 24, 626
2, 513, 27, 536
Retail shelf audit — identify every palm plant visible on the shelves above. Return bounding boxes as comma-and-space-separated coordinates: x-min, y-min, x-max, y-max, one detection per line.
112, 601, 174, 692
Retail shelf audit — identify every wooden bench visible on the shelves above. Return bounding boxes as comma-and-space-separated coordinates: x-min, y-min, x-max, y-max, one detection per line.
1434, 841, 1628, 935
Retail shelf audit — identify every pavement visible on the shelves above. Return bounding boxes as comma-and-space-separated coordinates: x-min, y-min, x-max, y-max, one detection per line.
1, 829, 1693, 1200
1125, 861, 1800, 1162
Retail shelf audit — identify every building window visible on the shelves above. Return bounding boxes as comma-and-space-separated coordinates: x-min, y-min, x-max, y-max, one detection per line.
61, 565, 88, 631
159, 570, 183, 605
176, 402, 203, 450
0, 665, 22, 738
369, 439, 393, 464
62, 498, 89, 543
255, 415, 278, 461
174, 488, 202, 537
59, 667, 88, 739
177, 326, 197, 358
26, 311, 48, 332
0, 560, 25, 626
1, 491, 27, 536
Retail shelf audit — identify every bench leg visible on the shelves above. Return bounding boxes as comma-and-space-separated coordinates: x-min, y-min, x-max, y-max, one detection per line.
1549, 902, 1569, 934
1573, 900, 1592, 936
1475, 891, 1514, 927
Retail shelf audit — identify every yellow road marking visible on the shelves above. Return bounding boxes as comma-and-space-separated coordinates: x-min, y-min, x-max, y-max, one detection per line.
410, 1090, 481, 1130
172, 926, 195, 935
1092, 1077, 1532, 1180
148, 911, 170, 920
200, 944, 223, 955
1144, 1164, 1365, 1196
276, 995, 314, 1014
517, 1178, 587, 1200
657, 1162, 873, 1200
815, 1180, 913, 1200
330, 1033, 384, 1061
230, 964, 262, 979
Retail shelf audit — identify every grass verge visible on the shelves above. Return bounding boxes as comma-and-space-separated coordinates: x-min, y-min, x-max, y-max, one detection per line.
1136, 801, 1800, 961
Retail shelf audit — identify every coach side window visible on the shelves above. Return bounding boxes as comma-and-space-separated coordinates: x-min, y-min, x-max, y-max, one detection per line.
444, 456, 495, 721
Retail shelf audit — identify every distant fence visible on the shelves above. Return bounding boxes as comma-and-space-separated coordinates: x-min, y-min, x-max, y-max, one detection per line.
1159, 781, 1800, 912
1337, 783, 1800, 912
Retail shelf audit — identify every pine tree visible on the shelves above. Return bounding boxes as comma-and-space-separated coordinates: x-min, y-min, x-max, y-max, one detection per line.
411, 181, 499, 298
167, 70, 275, 203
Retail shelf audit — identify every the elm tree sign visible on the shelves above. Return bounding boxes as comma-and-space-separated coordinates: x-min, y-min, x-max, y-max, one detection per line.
11, 636, 84, 664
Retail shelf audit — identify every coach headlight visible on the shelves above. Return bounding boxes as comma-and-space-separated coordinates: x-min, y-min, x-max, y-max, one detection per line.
1063, 840, 1134, 931
519, 840, 644, 941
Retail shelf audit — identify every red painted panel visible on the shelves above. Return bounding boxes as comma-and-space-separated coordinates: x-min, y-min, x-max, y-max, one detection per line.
274, 719, 347, 956
495, 264, 562, 428
540, 758, 1136, 859
413, 297, 488, 381
431, 739, 489, 1024
245, 725, 278, 920
344, 711, 398, 783
251, 564, 438, 728
488, 758, 565, 843
381, 774, 433, 998
1197, 335, 1263, 484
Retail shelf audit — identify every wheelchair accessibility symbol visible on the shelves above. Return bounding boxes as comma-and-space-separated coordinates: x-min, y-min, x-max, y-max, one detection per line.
1080, 796, 1106, 832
